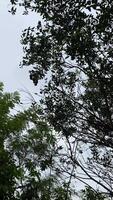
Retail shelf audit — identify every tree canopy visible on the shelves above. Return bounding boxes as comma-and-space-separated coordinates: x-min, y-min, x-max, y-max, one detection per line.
80, 187, 106, 200
9, 0, 113, 198
0, 82, 75, 199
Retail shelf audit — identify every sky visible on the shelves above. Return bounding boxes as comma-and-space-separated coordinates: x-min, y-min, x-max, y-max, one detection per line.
0, 0, 41, 100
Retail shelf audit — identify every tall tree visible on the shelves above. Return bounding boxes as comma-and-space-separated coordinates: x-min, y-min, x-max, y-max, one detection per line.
0, 82, 74, 199
9, 0, 113, 198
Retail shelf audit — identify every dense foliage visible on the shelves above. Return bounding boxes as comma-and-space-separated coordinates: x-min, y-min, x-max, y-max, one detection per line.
80, 187, 106, 200
9, 0, 113, 198
0, 82, 74, 199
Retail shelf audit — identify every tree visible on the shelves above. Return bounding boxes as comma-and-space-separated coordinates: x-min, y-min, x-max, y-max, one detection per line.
9, 0, 113, 198
80, 187, 107, 200
0, 82, 21, 199
0, 82, 74, 199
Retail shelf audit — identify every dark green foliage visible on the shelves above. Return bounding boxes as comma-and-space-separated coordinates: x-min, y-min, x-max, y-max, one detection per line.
81, 187, 106, 200
0, 83, 73, 199
0, 83, 20, 199
9, 0, 113, 198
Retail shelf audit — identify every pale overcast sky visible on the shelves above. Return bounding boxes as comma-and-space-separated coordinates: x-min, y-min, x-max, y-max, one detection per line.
0, 0, 41, 97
